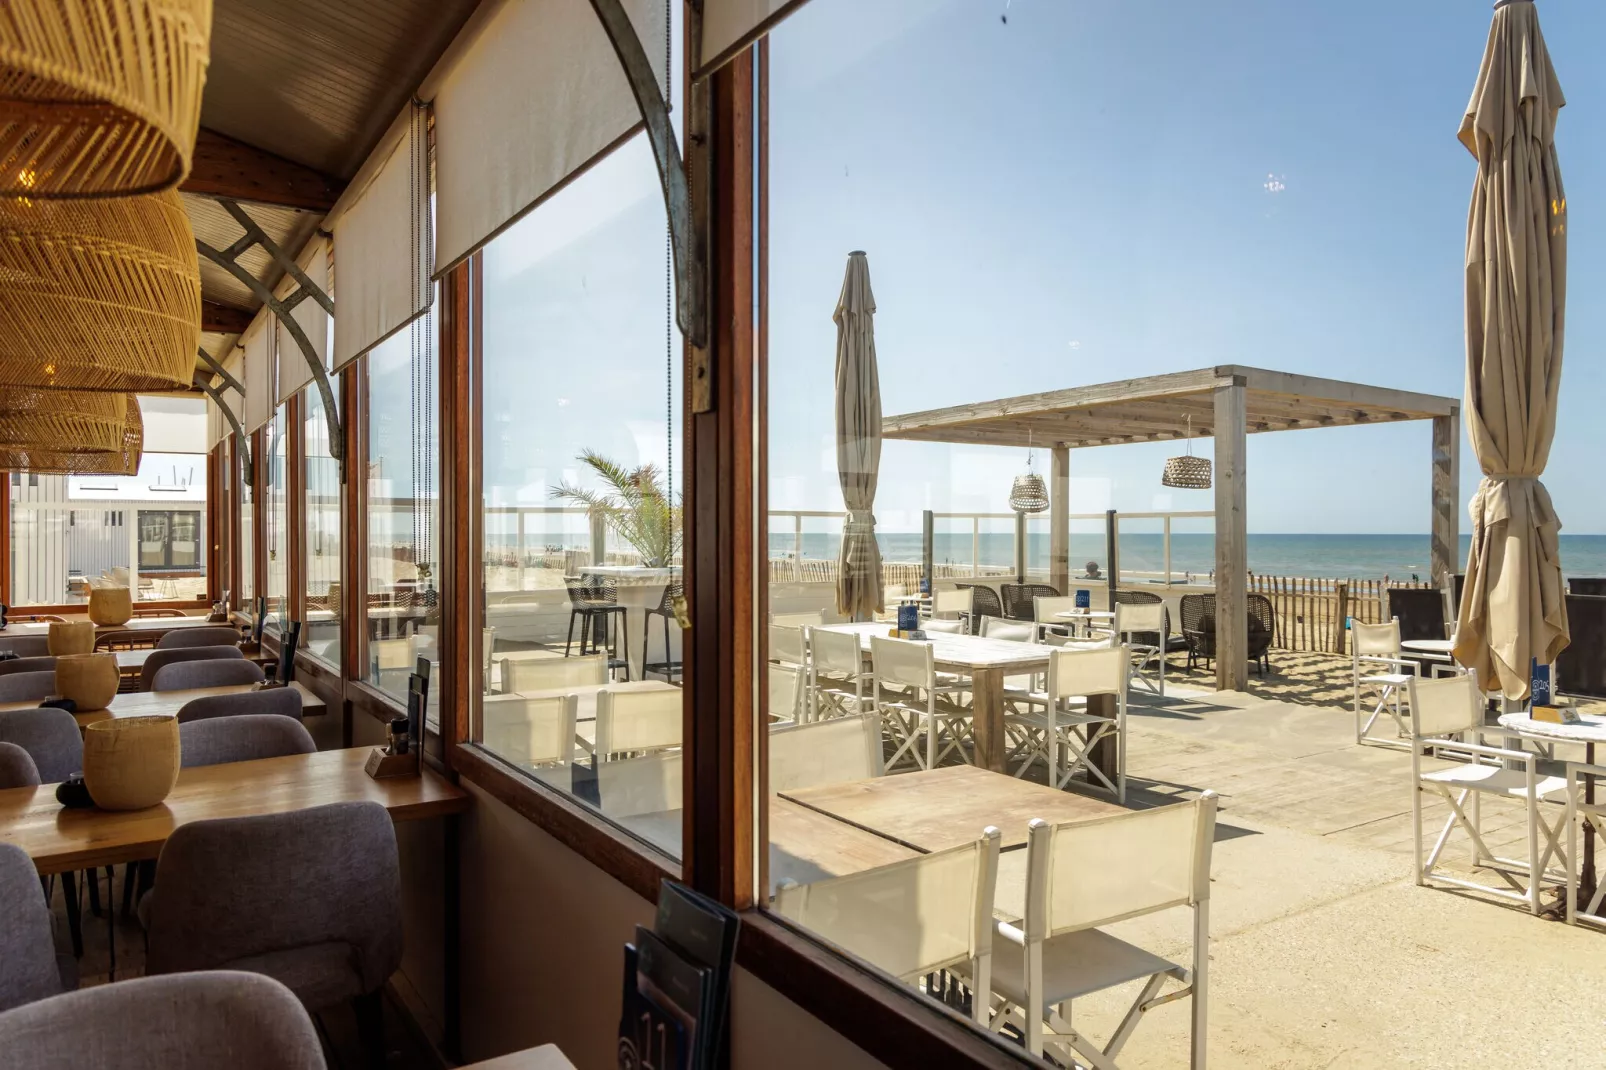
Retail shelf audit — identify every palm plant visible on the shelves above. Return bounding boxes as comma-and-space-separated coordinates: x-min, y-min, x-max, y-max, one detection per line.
552, 450, 681, 568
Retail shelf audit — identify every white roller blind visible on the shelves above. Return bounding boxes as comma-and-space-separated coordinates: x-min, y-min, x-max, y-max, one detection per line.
699, 0, 806, 76
137, 396, 208, 454
331, 107, 431, 370
276, 236, 331, 402
241, 311, 274, 432
432, 0, 666, 273
211, 349, 245, 448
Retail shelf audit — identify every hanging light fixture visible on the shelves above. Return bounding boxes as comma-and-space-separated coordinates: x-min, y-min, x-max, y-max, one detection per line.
1161, 414, 1213, 489
0, 396, 143, 474
0, 389, 131, 453
1008, 431, 1050, 514
0, 0, 212, 199
0, 188, 199, 391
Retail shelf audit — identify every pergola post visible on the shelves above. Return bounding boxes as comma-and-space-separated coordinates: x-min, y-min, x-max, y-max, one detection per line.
1214, 379, 1248, 691
1430, 409, 1460, 588
1050, 445, 1069, 595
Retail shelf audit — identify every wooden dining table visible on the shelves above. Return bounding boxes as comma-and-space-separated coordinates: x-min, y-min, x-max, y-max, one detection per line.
4, 615, 219, 641
0, 747, 468, 876
0, 681, 326, 729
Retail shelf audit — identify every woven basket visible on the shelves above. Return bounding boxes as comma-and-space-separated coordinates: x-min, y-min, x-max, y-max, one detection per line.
83, 714, 181, 810
0, 190, 199, 391
88, 586, 133, 625
0, 395, 143, 474
56, 651, 120, 710
0, 388, 129, 452
1161, 454, 1213, 490
47, 620, 96, 656
0, 0, 212, 198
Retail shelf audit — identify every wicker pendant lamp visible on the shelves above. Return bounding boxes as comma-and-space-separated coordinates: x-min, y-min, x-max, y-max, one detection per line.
1161, 415, 1212, 489
0, 388, 130, 452
0, 188, 199, 391
1008, 432, 1050, 514
0, 395, 142, 474
0, 0, 212, 199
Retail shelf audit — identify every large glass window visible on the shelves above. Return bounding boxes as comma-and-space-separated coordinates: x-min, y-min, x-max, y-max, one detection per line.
238, 436, 254, 608
263, 405, 289, 633
472, 110, 685, 847
366, 309, 439, 703
303, 385, 341, 664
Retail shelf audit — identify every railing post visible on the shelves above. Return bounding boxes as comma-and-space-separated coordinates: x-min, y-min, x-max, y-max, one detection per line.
972, 517, 980, 578
516, 509, 526, 592
1163, 515, 1172, 586
793, 512, 802, 560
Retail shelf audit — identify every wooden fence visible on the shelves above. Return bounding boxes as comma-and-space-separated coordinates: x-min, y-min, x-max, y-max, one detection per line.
1248, 574, 1434, 655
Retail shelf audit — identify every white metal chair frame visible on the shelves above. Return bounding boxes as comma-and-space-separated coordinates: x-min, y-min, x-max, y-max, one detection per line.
807, 628, 871, 723
988, 793, 1217, 1069
1409, 672, 1568, 915
1004, 645, 1128, 801
1565, 761, 1606, 928
1114, 602, 1166, 699
932, 588, 974, 631
871, 636, 973, 771
1352, 619, 1416, 749
591, 687, 682, 761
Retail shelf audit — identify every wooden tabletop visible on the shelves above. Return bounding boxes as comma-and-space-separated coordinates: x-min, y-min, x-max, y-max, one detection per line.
459, 1045, 575, 1070
780, 766, 1126, 853
0, 681, 326, 728
0, 747, 469, 875
814, 623, 1051, 672
114, 648, 281, 671
4, 615, 216, 636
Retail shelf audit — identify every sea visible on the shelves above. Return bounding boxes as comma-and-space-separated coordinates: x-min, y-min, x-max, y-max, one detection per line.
764, 532, 1606, 583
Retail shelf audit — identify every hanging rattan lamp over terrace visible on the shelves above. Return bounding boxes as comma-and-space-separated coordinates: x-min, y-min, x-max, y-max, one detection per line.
0, 187, 199, 391
0, 0, 212, 199
0, 394, 142, 474
1161, 415, 1212, 489
0, 387, 130, 452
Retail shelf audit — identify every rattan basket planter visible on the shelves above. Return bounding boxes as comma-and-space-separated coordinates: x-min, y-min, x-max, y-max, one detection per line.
83, 714, 181, 810
0, 388, 129, 452
0, 395, 143, 474
47, 620, 95, 656
88, 585, 133, 625
1160, 454, 1213, 490
56, 651, 119, 710
0, 0, 212, 199
0, 190, 199, 391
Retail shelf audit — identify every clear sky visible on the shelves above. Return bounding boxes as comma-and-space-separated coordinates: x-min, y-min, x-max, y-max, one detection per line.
476, 0, 1603, 539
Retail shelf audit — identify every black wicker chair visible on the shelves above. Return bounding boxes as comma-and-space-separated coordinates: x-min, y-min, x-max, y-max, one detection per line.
955, 583, 1004, 633
1000, 583, 1060, 622
1180, 593, 1275, 675
563, 577, 628, 677
1386, 587, 1446, 643
642, 582, 683, 684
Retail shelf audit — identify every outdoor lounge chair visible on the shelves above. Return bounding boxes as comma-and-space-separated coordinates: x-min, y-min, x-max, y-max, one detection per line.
1179, 593, 1275, 675
1001, 583, 1059, 622
955, 583, 1004, 632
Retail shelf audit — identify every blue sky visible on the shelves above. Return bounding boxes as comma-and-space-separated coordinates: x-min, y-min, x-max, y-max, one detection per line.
477, 0, 1603, 538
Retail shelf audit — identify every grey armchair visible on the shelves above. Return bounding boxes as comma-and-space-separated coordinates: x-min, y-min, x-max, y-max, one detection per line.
176, 685, 303, 723
143, 801, 402, 1065
0, 741, 39, 788
180, 715, 315, 768
139, 645, 246, 691
0, 708, 81, 783
150, 657, 264, 692
0, 656, 56, 678
0, 671, 57, 703
0, 971, 327, 1069
156, 626, 246, 649
0, 843, 66, 1013
0, 635, 50, 658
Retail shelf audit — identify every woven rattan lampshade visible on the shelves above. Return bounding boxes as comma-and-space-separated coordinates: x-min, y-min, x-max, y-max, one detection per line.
0, 188, 198, 390
0, 0, 212, 199
1008, 472, 1050, 514
0, 388, 129, 451
0, 394, 142, 473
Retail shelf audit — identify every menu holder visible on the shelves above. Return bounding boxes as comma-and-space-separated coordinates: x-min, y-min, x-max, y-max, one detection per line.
618, 880, 739, 1070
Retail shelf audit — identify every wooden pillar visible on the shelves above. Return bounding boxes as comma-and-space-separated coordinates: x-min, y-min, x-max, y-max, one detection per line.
439, 256, 476, 759
1430, 410, 1460, 588
1214, 379, 1248, 691
1049, 445, 1069, 595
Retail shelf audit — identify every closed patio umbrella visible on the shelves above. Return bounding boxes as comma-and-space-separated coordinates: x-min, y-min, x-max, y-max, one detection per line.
834, 251, 883, 621
1453, 0, 1569, 700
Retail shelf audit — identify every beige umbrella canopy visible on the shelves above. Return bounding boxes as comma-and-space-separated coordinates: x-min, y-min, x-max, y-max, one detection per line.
834, 251, 884, 621
1452, 0, 1569, 700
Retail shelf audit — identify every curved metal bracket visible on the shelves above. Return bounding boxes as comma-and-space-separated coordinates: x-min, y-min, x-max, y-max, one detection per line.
588, 0, 706, 350
195, 373, 253, 487
197, 346, 244, 397
196, 235, 345, 483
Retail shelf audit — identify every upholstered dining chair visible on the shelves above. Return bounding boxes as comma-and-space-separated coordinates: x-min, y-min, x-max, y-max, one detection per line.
0, 842, 68, 1013
156, 626, 246, 649
0, 708, 80, 783
139, 645, 247, 691
149, 658, 265, 692
0, 742, 40, 788
179, 715, 316, 768
175, 686, 303, 723
0, 671, 58, 703
0, 655, 56, 677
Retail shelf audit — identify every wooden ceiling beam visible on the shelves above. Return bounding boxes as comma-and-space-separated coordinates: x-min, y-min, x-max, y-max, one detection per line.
201, 299, 254, 334
183, 128, 346, 212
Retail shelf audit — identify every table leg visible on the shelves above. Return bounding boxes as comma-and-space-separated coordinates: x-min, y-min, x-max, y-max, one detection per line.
971, 667, 1006, 772
1086, 693, 1119, 792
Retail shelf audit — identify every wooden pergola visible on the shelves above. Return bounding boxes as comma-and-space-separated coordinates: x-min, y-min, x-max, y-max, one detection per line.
883, 365, 1462, 690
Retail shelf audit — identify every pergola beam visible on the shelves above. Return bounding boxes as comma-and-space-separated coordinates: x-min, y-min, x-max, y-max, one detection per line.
201, 300, 253, 334
183, 128, 346, 212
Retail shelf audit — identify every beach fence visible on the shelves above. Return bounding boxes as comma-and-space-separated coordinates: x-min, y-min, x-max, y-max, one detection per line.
1248, 574, 1434, 654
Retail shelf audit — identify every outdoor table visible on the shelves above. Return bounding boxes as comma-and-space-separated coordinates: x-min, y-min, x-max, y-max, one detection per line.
1496, 710, 1606, 909
0, 680, 326, 729
1053, 608, 1116, 640
3, 615, 217, 642
814, 623, 1081, 774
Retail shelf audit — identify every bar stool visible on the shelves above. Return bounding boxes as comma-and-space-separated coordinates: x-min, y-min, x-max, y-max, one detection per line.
643, 581, 683, 684
564, 577, 629, 679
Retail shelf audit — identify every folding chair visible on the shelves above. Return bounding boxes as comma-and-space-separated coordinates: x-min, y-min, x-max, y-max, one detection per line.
808, 627, 870, 721
769, 662, 803, 723
1564, 761, 1606, 928
871, 636, 972, 771
1353, 619, 1416, 749
932, 588, 974, 631
989, 793, 1217, 1068
591, 687, 681, 761
1114, 601, 1166, 698
1003, 644, 1127, 801
770, 624, 808, 668
480, 693, 579, 789
1410, 672, 1568, 915
776, 827, 1000, 1027
769, 713, 884, 793
1033, 596, 1082, 642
